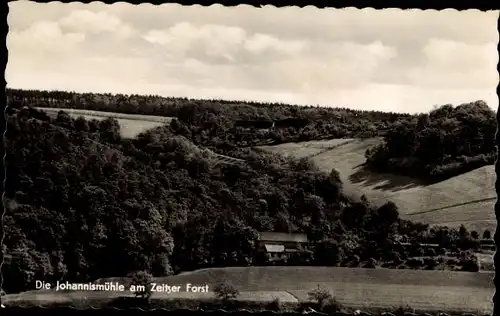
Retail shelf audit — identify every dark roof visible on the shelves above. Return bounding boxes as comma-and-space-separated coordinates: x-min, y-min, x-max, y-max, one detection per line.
258, 232, 308, 243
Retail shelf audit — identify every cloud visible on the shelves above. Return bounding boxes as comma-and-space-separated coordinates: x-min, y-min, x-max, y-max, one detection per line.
261, 41, 398, 92
7, 3, 499, 113
423, 38, 498, 71
402, 39, 499, 90
244, 33, 305, 56
143, 22, 247, 62
143, 22, 306, 62
8, 20, 85, 56
59, 9, 135, 39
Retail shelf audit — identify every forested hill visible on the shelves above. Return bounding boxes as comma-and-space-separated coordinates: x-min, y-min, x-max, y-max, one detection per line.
7, 88, 496, 181
3, 106, 481, 294
7, 88, 411, 144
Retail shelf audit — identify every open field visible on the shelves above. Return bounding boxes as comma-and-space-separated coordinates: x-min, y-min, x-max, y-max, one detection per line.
257, 138, 355, 160
36, 107, 173, 139
258, 138, 497, 233
5, 267, 493, 313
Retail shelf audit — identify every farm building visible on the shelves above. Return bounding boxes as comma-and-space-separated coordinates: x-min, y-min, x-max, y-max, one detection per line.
257, 232, 309, 263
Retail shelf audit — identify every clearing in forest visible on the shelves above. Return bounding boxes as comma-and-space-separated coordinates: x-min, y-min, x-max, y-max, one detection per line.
36, 107, 174, 139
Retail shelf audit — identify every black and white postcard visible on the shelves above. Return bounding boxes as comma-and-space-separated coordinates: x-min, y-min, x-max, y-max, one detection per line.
2, 2, 498, 314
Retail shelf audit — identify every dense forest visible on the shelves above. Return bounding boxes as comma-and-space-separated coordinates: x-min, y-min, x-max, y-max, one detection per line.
3, 89, 489, 294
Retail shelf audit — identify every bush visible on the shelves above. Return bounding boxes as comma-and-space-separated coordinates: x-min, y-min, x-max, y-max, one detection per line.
483, 230, 492, 239
424, 248, 436, 257
446, 258, 460, 265
460, 255, 481, 272
213, 282, 239, 301
394, 304, 415, 316
423, 257, 438, 270
392, 253, 403, 265
267, 298, 283, 311
321, 297, 343, 313
405, 258, 424, 268
363, 258, 377, 268
129, 270, 153, 300
307, 285, 333, 307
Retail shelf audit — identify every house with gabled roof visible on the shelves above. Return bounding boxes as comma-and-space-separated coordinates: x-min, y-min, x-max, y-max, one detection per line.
257, 231, 308, 263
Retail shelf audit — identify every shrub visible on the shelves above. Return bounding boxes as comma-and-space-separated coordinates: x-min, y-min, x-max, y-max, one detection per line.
213, 282, 239, 301
363, 258, 377, 268
483, 230, 492, 239
423, 257, 438, 270
405, 258, 424, 268
460, 256, 481, 272
424, 248, 436, 257
267, 297, 283, 311
129, 270, 153, 300
446, 258, 460, 265
321, 297, 343, 313
308, 285, 333, 307
392, 253, 403, 265
394, 304, 414, 316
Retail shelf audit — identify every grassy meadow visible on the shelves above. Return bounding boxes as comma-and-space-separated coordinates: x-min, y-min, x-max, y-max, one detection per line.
37, 107, 174, 139
258, 138, 496, 233
4, 267, 493, 314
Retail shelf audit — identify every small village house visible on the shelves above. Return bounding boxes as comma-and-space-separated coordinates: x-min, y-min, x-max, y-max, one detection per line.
257, 232, 308, 263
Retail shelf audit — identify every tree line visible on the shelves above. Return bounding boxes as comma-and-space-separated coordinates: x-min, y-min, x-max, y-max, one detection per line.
6, 88, 409, 146
7, 89, 495, 182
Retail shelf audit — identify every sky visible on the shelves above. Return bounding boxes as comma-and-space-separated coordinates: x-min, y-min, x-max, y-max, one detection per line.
6, 2, 500, 114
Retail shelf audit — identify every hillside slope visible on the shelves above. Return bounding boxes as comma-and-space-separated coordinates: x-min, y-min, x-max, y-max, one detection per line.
259, 138, 496, 232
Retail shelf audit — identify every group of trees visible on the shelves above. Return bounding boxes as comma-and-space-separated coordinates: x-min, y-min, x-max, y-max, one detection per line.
3, 89, 493, 294
366, 101, 496, 181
